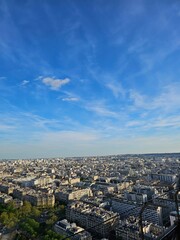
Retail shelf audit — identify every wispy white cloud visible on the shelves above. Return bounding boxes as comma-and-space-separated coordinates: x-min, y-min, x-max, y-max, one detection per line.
20, 80, 29, 86
0, 124, 16, 131
106, 82, 126, 98
126, 115, 180, 130
0, 76, 6, 80
62, 97, 79, 102
145, 116, 180, 129
129, 90, 147, 109
152, 84, 180, 111
126, 120, 145, 127
41, 77, 70, 90
57, 90, 80, 102
138, 39, 180, 73
0, 111, 63, 137
130, 83, 180, 112
0, 100, 180, 158
128, 37, 147, 54
85, 101, 118, 117
21, 113, 57, 129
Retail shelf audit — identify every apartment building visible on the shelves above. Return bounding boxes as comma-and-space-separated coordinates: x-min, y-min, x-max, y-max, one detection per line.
0, 182, 15, 194
24, 192, 55, 207
54, 219, 92, 240
0, 193, 13, 204
116, 219, 165, 240
55, 187, 92, 203
124, 191, 148, 203
111, 198, 163, 225
66, 201, 119, 237
150, 174, 177, 184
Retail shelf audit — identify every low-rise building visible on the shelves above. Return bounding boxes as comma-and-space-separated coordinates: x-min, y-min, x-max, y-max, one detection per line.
0, 182, 15, 194
32, 176, 52, 187
0, 192, 13, 204
116, 219, 165, 240
169, 209, 180, 226
54, 219, 92, 240
69, 178, 80, 185
55, 187, 92, 203
13, 187, 30, 200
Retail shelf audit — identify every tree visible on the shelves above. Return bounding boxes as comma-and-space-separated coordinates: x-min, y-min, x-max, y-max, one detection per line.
0, 211, 18, 228
7, 212, 18, 228
45, 214, 58, 226
44, 230, 67, 240
20, 201, 32, 217
6, 201, 16, 212
31, 206, 41, 217
0, 212, 9, 225
27, 218, 39, 230
19, 218, 40, 238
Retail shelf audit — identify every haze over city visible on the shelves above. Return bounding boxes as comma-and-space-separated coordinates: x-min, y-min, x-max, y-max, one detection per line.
0, 0, 180, 159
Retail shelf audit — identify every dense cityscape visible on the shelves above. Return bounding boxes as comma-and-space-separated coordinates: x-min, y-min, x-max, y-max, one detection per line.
0, 153, 179, 239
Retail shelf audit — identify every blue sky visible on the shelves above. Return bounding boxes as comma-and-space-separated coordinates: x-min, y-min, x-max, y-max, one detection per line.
0, 0, 180, 159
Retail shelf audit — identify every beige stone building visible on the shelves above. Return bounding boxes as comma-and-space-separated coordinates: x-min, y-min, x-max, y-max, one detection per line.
66, 201, 119, 237
24, 193, 55, 207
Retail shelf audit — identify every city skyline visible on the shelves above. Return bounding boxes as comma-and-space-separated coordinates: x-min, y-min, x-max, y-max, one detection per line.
0, 0, 180, 159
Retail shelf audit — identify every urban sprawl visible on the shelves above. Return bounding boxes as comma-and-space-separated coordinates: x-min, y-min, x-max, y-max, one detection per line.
0, 153, 179, 239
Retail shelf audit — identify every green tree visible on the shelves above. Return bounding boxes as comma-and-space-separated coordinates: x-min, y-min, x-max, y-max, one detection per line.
20, 218, 40, 238
46, 214, 58, 226
20, 201, 32, 217
44, 230, 67, 240
7, 212, 18, 228
31, 206, 41, 217
6, 201, 16, 212
0, 212, 9, 225
0, 211, 18, 228
27, 218, 39, 230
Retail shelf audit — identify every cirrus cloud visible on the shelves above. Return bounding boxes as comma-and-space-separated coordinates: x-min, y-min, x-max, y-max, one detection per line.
62, 97, 79, 102
129, 83, 180, 112
20, 80, 29, 86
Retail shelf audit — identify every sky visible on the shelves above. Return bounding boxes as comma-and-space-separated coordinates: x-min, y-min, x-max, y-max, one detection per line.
0, 0, 180, 159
